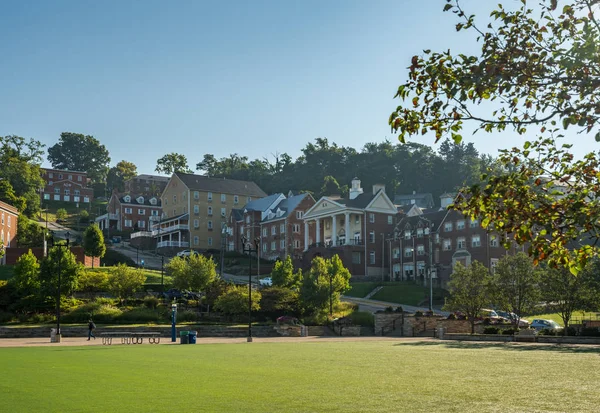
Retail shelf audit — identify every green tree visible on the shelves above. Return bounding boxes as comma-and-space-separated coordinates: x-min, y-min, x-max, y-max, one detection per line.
155, 153, 192, 175
55, 208, 68, 222
12, 250, 40, 296
0, 135, 45, 216
47, 132, 111, 183
107, 264, 146, 304
320, 175, 340, 197
107, 160, 138, 192
14, 215, 46, 248
166, 255, 218, 292
0, 241, 4, 260
444, 262, 493, 334
83, 224, 106, 268
259, 287, 301, 318
270, 256, 301, 289
214, 285, 261, 317
300, 255, 351, 316
77, 270, 109, 298
39, 247, 84, 297
387, 0, 600, 271
79, 209, 90, 223
492, 253, 541, 328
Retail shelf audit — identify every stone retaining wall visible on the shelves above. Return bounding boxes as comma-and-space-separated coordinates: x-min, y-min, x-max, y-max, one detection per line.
332, 325, 361, 336
374, 313, 404, 335
443, 333, 515, 342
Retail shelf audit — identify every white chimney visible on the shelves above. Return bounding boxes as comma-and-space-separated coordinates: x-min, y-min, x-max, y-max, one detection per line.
349, 177, 363, 200
440, 193, 455, 209
372, 184, 386, 195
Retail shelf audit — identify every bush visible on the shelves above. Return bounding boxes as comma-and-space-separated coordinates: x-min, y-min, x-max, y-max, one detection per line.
0, 311, 14, 323
94, 297, 116, 306
349, 311, 374, 327
385, 306, 394, 313
538, 328, 557, 336
561, 326, 578, 336
501, 328, 518, 335
143, 296, 160, 309
580, 327, 600, 337
117, 307, 167, 324
425, 310, 434, 317
415, 310, 424, 317
176, 310, 200, 322
483, 317, 492, 326
101, 250, 135, 267
483, 327, 499, 334
446, 313, 457, 320
62, 302, 123, 323
395, 306, 404, 313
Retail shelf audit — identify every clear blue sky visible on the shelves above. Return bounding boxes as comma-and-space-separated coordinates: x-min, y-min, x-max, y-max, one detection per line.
0, 0, 595, 175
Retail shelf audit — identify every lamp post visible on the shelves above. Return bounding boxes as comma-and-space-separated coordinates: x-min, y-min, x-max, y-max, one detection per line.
241, 234, 260, 342
49, 231, 70, 343
161, 256, 165, 296
171, 303, 177, 342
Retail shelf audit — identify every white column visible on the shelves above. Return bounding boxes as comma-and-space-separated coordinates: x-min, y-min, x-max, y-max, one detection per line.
332, 215, 337, 246
345, 212, 350, 245
304, 221, 309, 251
316, 219, 321, 244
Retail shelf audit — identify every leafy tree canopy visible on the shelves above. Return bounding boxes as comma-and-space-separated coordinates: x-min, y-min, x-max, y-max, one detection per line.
39, 247, 84, 297
215, 285, 261, 315
166, 255, 218, 292
47, 132, 111, 183
15, 215, 47, 248
12, 250, 40, 297
155, 152, 192, 175
83, 224, 106, 268
270, 256, 302, 289
107, 264, 146, 303
107, 160, 137, 192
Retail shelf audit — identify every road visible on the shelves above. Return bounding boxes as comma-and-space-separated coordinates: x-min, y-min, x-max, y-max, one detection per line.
35, 220, 82, 241
341, 296, 451, 316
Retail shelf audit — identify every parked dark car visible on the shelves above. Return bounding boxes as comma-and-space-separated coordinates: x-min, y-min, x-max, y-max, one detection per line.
162, 289, 184, 300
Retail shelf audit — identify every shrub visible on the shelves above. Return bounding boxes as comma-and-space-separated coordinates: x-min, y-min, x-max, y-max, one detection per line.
0, 311, 14, 323
143, 296, 160, 309
425, 310, 434, 317
176, 310, 200, 322
580, 327, 600, 337
483, 317, 492, 326
101, 250, 135, 267
385, 306, 394, 313
62, 302, 123, 324
415, 310, 424, 317
501, 328, 518, 335
446, 313, 457, 320
395, 306, 404, 313
94, 297, 116, 306
349, 311, 374, 327
561, 326, 578, 336
483, 327, 499, 334
538, 328, 556, 336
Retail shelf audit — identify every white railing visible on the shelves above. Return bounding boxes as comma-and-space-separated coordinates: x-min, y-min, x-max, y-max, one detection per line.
152, 224, 189, 236
130, 231, 153, 239
157, 241, 189, 248
108, 213, 119, 220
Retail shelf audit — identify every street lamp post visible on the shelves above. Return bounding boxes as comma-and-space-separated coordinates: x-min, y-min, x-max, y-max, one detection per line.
241, 234, 260, 342
49, 231, 70, 343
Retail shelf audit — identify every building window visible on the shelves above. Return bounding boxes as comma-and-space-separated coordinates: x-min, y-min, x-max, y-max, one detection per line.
221, 208, 226, 217
207, 192, 213, 201
491, 258, 499, 274
138, 209, 145, 215
54, 188, 61, 194
64, 189, 70, 196
416, 228, 423, 237
393, 248, 400, 259
207, 206, 212, 216
456, 220, 465, 230
194, 219, 199, 229
294, 240, 300, 248
369, 231, 375, 243
208, 237, 213, 246
194, 236, 199, 246
457, 237, 466, 249
325, 221, 330, 230
78, 175, 82, 182
404, 230, 411, 240
490, 235, 499, 247
352, 252, 361, 264
151, 210, 158, 216
470, 218, 479, 228
271, 241, 276, 251
173, 195, 177, 204
49, 173, 53, 178
293, 224, 300, 233
124, 219, 132, 227
443, 239, 452, 251
417, 245, 425, 256
221, 194, 226, 203
271, 226, 276, 235
444, 222, 453, 232
44, 194, 50, 200
417, 261, 426, 276
435, 233, 440, 244
404, 247, 413, 258
424, 227, 430, 235
369, 251, 376, 264
74, 190, 80, 196
194, 205, 199, 214
234, 195, 239, 204
403, 264, 414, 278
262, 243, 267, 252
83, 196, 90, 203
125, 208, 132, 214
388, 216, 393, 225
138, 220, 146, 229
49, 181, 53, 186
194, 191, 199, 200
369, 213, 375, 223
58, 174, 63, 179
262, 228, 267, 237
472, 235, 481, 247
7, 216, 11, 227
280, 224, 285, 233
208, 221, 213, 229
245, 215, 250, 224
280, 239, 285, 249
247, 197, 252, 203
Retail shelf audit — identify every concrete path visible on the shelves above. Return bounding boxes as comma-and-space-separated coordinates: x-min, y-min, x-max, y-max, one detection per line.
342, 296, 451, 316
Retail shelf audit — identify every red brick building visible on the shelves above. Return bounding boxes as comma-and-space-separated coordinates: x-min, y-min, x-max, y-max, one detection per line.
0, 201, 19, 265
302, 178, 398, 277
98, 193, 162, 233
40, 168, 93, 204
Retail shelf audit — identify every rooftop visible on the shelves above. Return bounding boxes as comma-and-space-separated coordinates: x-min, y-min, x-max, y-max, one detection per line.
175, 173, 267, 198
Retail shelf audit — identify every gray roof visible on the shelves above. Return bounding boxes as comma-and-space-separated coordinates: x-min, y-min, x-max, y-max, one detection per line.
394, 193, 434, 208
231, 208, 244, 222
244, 193, 283, 212
396, 209, 447, 232
118, 193, 162, 207
337, 192, 376, 209
175, 173, 267, 198
262, 193, 310, 223
129, 174, 170, 182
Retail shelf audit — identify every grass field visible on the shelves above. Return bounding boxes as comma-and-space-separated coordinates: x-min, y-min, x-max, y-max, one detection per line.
0, 340, 599, 412
523, 311, 600, 326
371, 283, 447, 306
345, 282, 380, 298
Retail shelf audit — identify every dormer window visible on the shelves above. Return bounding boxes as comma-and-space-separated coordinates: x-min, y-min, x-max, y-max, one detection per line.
150, 198, 157, 206
124, 195, 131, 203
137, 196, 145, 204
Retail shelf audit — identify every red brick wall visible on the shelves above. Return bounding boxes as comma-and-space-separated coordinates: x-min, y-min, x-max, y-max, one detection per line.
5, 246, 100, 267
0, 202, 18, 249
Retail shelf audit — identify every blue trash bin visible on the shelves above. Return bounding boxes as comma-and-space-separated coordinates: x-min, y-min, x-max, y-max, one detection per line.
188, 331, 197, 344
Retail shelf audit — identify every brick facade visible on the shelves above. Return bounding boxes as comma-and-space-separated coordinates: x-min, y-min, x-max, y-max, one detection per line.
0, 201, 19, 264
106, 193, 162, 232
5, 246, 100, 267
40, 168, 94, 204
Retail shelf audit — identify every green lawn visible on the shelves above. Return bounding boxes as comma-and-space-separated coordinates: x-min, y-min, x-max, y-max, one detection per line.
524, 311, 600, 326
0, 340, 599, 412
345, 282, 380, 298
85, 267, 172, 285
371, 283, 447, 306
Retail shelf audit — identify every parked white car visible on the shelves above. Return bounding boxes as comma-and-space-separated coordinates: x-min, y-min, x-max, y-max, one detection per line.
176, 250, 199, 258
259, 277, 273, 286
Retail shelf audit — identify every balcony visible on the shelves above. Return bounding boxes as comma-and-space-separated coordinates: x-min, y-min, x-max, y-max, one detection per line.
308, 238, 364, 250
157, 241, 189, 248
152, 224, 189, 236
131, 231, 153, 239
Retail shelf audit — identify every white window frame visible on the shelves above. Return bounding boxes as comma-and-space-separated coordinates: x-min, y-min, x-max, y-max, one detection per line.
207, 192, 213, 201
271, 226, 276, 235
221, 194, 226, 203
472, 235, 481, 247
234, 195, 239, 204
220, 208, 226, 217
369, 213, 375, 223
263, 228, 267, 237
208, 220, 213, 229
280, 224, 285, 233
369, 251, 376, 264
138, 209, 145, 215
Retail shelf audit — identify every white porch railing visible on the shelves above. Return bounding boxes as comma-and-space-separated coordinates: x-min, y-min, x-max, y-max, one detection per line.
152, 224, 189, 236
131, 231, 153, 239
157, 241, 189, 248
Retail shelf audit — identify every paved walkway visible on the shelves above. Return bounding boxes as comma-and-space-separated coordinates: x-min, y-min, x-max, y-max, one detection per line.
341, 295, 450, 316
0, 336, 429, 348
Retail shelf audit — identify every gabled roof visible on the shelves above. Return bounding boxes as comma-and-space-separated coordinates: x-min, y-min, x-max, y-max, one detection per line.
262, 193, 311, 223
117, 193, 161, 207
396, 209, 448, 233
244, 193, 284, 212
231, 208, 244, 222
394, 192, 434, 208
175, 172, 267, 198
129, 174, 170, 182
337, 192, 375, 209
0, 200, 18, 215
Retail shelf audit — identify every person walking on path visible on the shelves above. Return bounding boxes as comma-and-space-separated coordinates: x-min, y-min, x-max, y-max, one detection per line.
87, 319, 96, 341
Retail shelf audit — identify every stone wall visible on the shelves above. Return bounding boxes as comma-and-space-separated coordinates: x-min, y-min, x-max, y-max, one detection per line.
332, 325, 361, 336
443, 334, 514, 342
374, 313, 404, 335
307, 326, 334, 336
404, 315, 444, 336
436, 319, 473, 334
